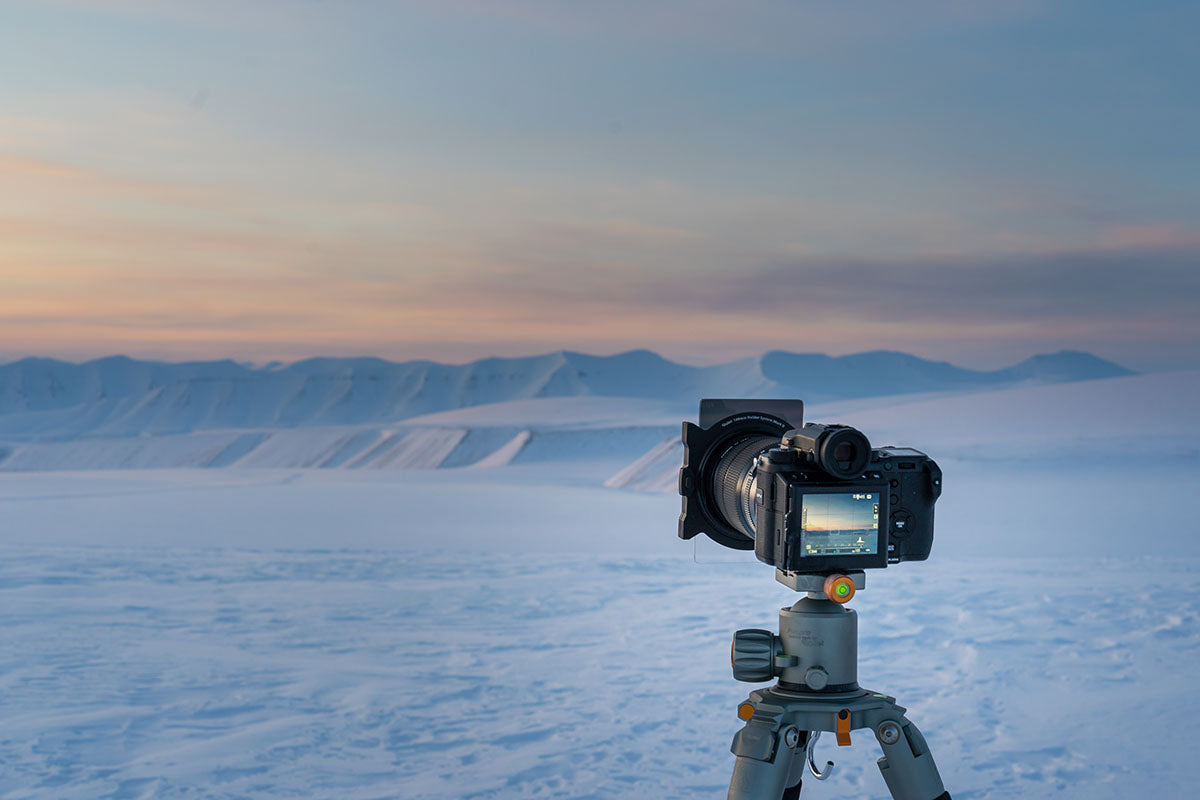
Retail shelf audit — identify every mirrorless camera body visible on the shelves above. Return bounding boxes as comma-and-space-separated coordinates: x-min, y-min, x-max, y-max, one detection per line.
678, 399, 941, 575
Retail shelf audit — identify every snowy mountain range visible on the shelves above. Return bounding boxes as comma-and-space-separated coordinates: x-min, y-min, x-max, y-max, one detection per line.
0, 349, 1136, 473
0, 349, 1130, 439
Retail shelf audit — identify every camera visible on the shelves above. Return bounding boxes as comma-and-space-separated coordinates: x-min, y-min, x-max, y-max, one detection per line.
678, 399, 941, 574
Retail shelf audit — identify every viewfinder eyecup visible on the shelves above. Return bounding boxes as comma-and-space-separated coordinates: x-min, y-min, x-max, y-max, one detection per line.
784, 423, 871, 480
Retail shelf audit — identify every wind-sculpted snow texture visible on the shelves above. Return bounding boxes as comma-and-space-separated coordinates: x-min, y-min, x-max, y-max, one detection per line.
0, 544, 1197, 799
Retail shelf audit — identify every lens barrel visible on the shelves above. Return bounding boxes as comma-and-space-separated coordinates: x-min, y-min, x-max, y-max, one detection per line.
711, 434, 779, 541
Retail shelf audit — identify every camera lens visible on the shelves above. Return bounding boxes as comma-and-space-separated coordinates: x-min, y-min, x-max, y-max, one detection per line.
711, 435, 778, 542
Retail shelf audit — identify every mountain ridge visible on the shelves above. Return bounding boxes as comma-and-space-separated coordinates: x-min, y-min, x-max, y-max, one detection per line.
0, 349, 1133, 442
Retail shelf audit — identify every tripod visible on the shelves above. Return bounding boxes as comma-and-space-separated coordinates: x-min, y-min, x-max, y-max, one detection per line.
726, 571, 951, 800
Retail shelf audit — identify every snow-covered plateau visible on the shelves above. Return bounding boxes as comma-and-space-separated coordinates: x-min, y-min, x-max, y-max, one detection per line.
1, 368, 1197, 799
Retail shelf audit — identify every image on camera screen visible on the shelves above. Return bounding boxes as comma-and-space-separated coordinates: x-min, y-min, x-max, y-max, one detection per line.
799, 492, 880, 557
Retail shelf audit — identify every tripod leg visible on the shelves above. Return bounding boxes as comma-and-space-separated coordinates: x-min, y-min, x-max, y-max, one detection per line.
780, 731, 807, 799
872, 717, 949, 800
727, 721, 805, 799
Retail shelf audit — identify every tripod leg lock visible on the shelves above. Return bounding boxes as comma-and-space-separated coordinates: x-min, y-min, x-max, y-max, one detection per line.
729, 718, 807, 799
731, 720, 778, 762
874, 718, 947, 800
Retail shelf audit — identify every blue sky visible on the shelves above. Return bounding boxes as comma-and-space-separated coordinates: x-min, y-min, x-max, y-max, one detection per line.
1, 0, 1197, 369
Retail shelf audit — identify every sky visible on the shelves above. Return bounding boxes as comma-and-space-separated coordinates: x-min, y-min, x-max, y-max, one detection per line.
1, 0, 1197, 371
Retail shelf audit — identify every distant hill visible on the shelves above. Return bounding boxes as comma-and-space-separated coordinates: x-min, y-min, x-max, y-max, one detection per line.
608, 368, 1200, 492
758, 349, 1133, 400
0, 349, 1133, 443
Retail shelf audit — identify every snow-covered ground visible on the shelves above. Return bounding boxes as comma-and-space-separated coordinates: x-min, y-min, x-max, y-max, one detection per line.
2, 371, 1198, 799
2, 540, 1197, 800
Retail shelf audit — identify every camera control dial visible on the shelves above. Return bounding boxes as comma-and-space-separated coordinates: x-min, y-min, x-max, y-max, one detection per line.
731, 629, 777, 682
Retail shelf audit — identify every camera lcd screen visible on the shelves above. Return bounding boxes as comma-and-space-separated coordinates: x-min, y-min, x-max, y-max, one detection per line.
798, 492, 880, 558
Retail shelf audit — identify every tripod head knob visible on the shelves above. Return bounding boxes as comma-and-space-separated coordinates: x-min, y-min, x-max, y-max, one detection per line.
731, 629, 777, 682
823, 575, 856, 604
804, 666, 830, 690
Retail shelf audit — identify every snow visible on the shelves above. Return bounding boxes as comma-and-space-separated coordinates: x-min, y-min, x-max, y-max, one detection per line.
809, 368, 1200, 461
0, 422, 675, 474
0, 355, 1155, 478
1, 525, 1196, 799
605, 436, 679, 492
361, 429, 468, 470
1, 369, 1198, 799
0, 431, 271, 472
235, 429, 385, 470
467, 431, 532, 470
0, 350, 1131, 443
398, 397, 689, 429
614, 370, 1200, 492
